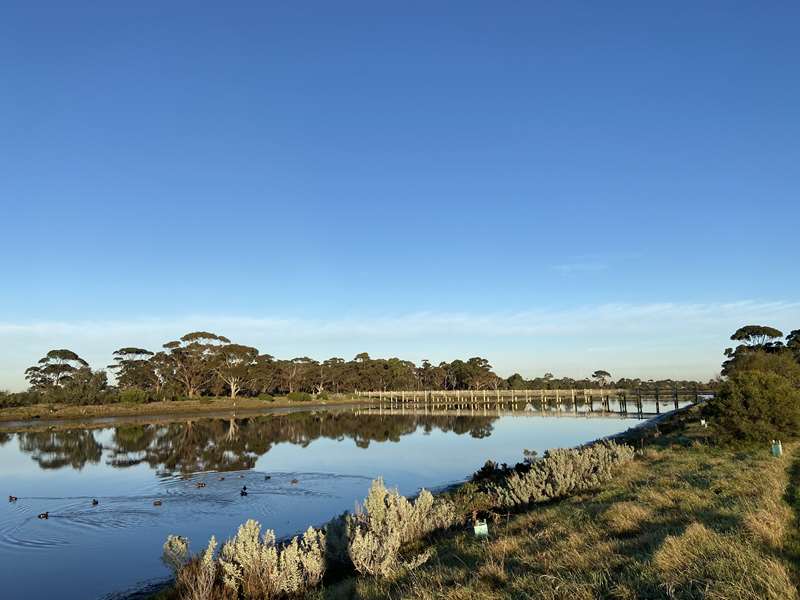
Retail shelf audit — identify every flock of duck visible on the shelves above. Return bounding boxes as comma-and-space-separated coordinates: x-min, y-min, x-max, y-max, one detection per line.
8, 473, 300, 520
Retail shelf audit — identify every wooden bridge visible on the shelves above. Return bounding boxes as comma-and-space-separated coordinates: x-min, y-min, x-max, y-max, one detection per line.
354, 388, 714, 419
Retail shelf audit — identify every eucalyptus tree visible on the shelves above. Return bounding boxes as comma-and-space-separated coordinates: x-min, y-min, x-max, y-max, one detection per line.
108, 347, 155, 389
279, 357, 318, 393
730, 325, 784, 348
248, 353, 278, 395
591, 370, 612, 387
723, 325, 788, 376
25, 349, 89, 390
506, 373, 527, 389
162, 332, 230, 397
323, 357, 346, 393
214, 343, 259, 399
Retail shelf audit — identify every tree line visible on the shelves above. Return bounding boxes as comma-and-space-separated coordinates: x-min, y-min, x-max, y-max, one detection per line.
2, 330, 726, 407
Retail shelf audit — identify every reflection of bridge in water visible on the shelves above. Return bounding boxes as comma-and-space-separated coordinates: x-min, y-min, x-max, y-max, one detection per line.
355, 388, 714, 419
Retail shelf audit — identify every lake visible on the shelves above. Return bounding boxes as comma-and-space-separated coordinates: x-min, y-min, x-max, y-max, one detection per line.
0, 403, 659, 600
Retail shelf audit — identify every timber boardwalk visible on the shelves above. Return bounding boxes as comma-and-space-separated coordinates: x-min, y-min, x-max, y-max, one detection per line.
354, 388, 714, 419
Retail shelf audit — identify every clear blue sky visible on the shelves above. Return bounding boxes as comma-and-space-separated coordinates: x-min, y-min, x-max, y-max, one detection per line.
1, 2, 799, 389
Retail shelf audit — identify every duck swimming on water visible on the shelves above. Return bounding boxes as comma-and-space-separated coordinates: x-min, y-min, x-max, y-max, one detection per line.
8, 496, 17, 502
153, 500, 163, 506
240, 486, 248, 496
196, 482, 206, 488
91, 499, 99, 506
38, 512, 49, 519
290, 479, 299, 485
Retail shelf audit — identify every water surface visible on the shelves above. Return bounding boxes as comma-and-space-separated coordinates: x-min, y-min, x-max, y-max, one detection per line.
0, 406, 649, 600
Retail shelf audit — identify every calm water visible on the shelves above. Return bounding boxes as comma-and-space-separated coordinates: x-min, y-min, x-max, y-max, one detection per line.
0, 406, 647, 600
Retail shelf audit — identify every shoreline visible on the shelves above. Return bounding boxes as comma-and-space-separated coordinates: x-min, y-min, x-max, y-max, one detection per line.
0, 395, 374, 429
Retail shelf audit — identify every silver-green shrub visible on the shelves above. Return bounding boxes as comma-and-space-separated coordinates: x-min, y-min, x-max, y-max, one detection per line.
489, 441, 634, 508
163, 535, 218, 600
218, 519, 325, 599
346, 479, 456, 578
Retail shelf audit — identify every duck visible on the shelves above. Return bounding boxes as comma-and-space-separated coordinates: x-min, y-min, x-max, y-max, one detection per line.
242, 485, 247, 491
264, 475, 271, 480
38, 512, 49, 520
218, 476, 225, 481
8, 496, 17, 502
195, 482, 206, 488
91, 499, 99, 506
290, 479, 299, 485
153, 500, 163, 506
240, 488, 248, 497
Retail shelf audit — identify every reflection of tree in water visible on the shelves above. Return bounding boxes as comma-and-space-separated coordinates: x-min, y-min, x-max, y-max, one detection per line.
20, 412, 497, 474
0, 432, 11, 446
18, 430, 103, 470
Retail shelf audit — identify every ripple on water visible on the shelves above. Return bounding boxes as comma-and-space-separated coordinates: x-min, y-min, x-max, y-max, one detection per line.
0, 470, 371, 556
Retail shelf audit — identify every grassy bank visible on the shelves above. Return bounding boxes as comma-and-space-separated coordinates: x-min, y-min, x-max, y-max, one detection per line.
150, 406, 800, 599
320, 429, 799, 599
0, 394, 369, 425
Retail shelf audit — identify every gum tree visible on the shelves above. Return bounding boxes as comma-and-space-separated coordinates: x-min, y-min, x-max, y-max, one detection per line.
163, 332, 230, 397
25, 349, 89, 390
214, 344, 258, 399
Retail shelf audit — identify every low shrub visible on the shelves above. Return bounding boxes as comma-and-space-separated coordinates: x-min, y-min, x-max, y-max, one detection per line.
346, 479, 456, 578
287, 391, 312, 402
486, 441, 634, 509
163, 535, 217, 600
164, 521, 325, 600
218, 520, 325, 599
0, 390, 44, 408
256, 394, 275, 403
119, 387, 150, 404
702, 371, 800, 442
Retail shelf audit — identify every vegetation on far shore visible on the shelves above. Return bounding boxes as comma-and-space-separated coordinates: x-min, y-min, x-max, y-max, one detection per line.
3, 330, 721, 414
0, 393, 364, 424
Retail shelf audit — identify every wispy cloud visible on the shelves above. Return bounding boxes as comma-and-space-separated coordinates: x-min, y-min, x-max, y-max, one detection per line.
550, 262, 609, 274
1, 301, 797, 341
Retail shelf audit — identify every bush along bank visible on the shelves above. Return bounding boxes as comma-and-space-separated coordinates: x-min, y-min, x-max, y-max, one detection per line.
160, 440, 634, 600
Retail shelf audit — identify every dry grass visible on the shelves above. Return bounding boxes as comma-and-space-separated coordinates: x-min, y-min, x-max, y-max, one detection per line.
652, 522, 795, 599
601, 501, 653, 535
0, 394, 368, 428
313, 436, 800, 600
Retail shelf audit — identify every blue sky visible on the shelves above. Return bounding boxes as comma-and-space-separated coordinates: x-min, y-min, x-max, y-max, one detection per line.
1, 2, 799, 389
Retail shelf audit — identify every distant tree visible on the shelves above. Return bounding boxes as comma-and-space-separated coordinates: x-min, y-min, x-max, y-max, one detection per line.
162, 332, 230, 397
787, 329, 800, 363
506, 373, 527, 390
723, 325, 789, 376
278, 357, 316, 393
25, 349, 89, 390
108, 347, 155, 390
214, 344, 258, 399
591, 370, 611, 387
322, 358, 346, 393
730, 325, 784, 348
249, 354, 278, 395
